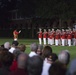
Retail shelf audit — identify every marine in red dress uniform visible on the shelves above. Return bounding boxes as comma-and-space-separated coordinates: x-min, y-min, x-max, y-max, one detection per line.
55, 29, 60, 46
47, 29, 51, 44
43, 29, 47, 45
51, 29, 55, 45
67, 30, 72, 46
13, 29, 21, 41
61, 29, 66, 46
38, 28, 42, 44
73, 30, 76, 45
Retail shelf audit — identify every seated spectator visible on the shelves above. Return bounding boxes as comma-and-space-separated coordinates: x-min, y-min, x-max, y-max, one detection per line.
4, 42, 11, 49
58, 50, 70, 66
37, 44, 43, 56
9, 53, 28, 75
49, 61, 67, 75
9, 41, 19, 53
29, 43, 38, 57
27, 56, 43, 75
18, 44, 26, 52
10, 48, 22, 71
0, 51, 14, 75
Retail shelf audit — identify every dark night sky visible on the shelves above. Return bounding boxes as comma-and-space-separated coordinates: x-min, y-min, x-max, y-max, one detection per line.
0, 0, 37, 17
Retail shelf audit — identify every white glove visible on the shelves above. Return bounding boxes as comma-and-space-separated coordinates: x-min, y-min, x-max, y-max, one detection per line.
19, 30, 21, 33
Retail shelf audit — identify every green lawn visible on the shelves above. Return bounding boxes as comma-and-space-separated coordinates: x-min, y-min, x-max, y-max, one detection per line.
0, 38, 76, 61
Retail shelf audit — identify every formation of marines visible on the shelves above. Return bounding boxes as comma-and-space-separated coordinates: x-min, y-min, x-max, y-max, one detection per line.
38, 28, 76, 46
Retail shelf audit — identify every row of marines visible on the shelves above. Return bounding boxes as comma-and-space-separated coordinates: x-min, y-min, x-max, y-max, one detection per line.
38, 28, 76, 46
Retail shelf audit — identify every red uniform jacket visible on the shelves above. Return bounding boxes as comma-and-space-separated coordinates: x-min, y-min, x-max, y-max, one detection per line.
38, 31, 42, 38
43, 32, 47, 38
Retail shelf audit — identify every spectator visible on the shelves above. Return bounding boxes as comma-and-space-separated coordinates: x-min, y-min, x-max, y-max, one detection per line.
4, 42, 11, 49
12, 41, 19, 46
47, 53, 58, 64
29, 43, 38, 57
0, 47, 5, 68
0, 48, 9, 54
0, 44, 4, 48
27, 56, 43, 75
41, 46, 53, 75
42, 45, 52, 60
13, 48, 22, 60
18, 44, 26, 52
58, 50, 70, 66
66, 59, 76, 75
49, 61, 67, 75
0, 47, 8, 55
9, 41, 19, 53
0, 51, 14, 75
41, 53, 57, 75
9, 53, 28, 75
0, 48, 9, 65
10, 48, 22, 71
37, 44, 43, 56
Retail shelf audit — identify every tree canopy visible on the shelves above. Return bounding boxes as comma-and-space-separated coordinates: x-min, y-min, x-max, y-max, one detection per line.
0, 0, 76, 20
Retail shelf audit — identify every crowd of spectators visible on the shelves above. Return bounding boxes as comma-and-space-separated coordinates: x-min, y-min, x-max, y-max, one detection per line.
0, 40, 75, 75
